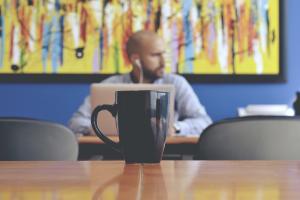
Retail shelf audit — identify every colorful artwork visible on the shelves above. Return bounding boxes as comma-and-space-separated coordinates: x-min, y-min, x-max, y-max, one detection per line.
0, 0, 281, 80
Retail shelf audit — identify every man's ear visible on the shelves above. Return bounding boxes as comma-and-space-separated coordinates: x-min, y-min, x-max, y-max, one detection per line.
135, 59, 141, 68
130, 54, 141, 68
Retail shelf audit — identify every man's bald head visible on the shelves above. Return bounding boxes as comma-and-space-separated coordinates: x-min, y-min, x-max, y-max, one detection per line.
126, 30, 166, 83
126, 30, 161, 58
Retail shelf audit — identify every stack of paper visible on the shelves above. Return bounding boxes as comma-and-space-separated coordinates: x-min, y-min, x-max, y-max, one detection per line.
238, 104, 295, 117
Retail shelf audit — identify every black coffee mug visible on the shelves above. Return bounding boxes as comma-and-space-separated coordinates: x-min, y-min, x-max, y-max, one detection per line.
91, 90, 169, 163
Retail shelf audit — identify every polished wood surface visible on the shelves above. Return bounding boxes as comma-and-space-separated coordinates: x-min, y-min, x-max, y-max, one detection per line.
78, 135, 199, 144
0, 161, 299, 199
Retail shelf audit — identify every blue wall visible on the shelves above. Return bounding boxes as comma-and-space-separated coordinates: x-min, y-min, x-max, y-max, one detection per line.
0, 0, 299, 125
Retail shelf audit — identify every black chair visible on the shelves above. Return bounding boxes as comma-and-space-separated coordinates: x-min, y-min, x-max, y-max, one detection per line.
0, 118, 78, 160
194, 116, 300, 160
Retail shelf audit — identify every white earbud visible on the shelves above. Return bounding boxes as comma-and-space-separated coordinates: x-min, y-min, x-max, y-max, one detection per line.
135, 59, 141, 68
134, 59, 143, 83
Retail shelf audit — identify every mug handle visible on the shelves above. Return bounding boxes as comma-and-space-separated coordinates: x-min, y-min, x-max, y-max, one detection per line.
91, 104, 121, 153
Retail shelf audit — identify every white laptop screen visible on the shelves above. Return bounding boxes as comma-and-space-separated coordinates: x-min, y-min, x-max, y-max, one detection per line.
90, 84, 175, 136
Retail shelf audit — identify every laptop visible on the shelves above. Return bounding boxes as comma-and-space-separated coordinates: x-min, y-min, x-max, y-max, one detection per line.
90, 83, 175, 135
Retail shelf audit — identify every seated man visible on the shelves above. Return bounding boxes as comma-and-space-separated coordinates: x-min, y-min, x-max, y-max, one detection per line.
69, 30, 212, 136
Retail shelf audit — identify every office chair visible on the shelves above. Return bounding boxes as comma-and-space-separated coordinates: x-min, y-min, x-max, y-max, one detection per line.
0, 118, 78, 160
194, 116, 300, 160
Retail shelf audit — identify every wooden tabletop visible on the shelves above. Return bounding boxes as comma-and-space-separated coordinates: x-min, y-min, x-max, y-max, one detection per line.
0, 161, 299, 199
78, 135, 199, 144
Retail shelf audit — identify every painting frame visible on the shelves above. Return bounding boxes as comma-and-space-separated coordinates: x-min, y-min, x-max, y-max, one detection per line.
0, 0, 284, 83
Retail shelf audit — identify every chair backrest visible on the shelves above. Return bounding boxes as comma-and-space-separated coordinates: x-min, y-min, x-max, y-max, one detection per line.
194, 116, 300, 160
0, 118, 78, 160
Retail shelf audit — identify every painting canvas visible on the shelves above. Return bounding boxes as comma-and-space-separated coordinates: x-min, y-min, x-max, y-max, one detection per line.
0, 0, 282, 82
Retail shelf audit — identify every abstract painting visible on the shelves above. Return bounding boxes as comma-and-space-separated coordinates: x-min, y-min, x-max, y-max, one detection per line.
0, 0, 282, 82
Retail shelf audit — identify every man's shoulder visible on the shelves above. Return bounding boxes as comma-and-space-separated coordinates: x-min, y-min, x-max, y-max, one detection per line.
161, 73, 187, 84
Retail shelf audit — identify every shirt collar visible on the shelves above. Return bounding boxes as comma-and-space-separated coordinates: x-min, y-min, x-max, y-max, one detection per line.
127, 73, 164, 84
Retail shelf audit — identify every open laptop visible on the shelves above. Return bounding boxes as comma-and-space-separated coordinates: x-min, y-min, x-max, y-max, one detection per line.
90, 84, 175, 135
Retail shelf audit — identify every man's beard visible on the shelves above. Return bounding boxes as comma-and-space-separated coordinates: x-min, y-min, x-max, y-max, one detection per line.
142, 67, 164, 82
140, 61, 165, 82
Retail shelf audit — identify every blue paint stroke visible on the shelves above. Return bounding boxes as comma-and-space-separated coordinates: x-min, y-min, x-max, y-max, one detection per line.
99, 29, 104, 71
42, 22, 51, 72
0, 13, 4, 68
59, 15, 64, 65
51, 14, 61, 73
182, 0, 194, 73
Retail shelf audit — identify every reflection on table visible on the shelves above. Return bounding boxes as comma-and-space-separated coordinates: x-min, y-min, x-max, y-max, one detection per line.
0, 161, 299, 199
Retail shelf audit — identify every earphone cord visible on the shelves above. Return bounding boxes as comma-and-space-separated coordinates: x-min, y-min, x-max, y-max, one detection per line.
139, 67, 144, 83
